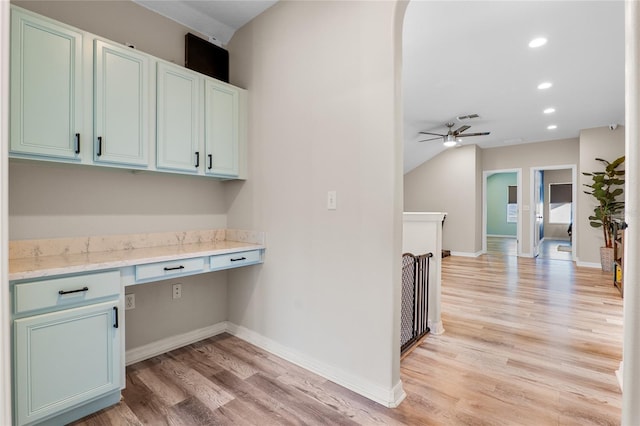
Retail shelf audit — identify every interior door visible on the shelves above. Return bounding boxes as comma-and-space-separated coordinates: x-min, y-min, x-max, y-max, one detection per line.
533, 170, 544, 257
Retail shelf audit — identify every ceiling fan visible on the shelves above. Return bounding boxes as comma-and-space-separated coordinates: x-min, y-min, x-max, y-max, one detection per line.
419, 122, 491, 147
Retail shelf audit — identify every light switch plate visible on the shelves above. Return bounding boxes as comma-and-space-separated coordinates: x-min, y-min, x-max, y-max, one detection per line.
327, 191, 337, 210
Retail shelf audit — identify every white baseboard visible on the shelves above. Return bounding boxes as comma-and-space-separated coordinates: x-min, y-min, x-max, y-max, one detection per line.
450, 250, 483, 258
428, 320, 445, 335
486, 234, 517, 239
125, 322, 228, 365
575, 260, 602, 269
225, 322, 405, 408
616, 361, 623, 390
126, 321, 405, 408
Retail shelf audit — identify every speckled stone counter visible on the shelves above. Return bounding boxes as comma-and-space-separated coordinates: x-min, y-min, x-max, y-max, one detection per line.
9, 229, 265, 281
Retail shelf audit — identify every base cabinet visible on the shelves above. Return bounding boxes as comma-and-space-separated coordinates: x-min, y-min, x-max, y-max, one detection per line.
12, 271, 121, 426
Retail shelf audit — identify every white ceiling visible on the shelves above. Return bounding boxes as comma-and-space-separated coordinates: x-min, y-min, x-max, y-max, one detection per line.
133, 0, 278, 45
403, 1, 625, 173
133, 1, 625, 174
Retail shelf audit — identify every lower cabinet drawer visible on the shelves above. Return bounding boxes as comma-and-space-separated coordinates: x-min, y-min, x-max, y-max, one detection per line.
210, 249, 262, 271
13, 271, 120, 315
135, 257, 205, 282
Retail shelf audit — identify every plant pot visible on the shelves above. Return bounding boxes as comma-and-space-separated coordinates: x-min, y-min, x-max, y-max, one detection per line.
600, 247, 614, 272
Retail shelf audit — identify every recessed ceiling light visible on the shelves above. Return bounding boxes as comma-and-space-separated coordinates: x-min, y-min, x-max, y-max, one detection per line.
529, 37, 548, 48
538, 82, 553, 90
547, 124, 557, 130
543, 107, 556, 114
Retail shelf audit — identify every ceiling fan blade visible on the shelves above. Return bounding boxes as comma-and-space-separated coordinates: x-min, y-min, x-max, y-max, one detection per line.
418, 131, 445, 137
453, 125, 471, 135
418, 136, 444, 142
457, 132, 491, 137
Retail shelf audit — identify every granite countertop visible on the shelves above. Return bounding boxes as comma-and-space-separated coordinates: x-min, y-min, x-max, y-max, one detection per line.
9, 229, 265, 281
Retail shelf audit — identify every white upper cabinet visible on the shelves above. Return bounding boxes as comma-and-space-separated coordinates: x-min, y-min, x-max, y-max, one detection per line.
94, 40, 150, 168
156, 62, 201, 173
10, 9, 83, 160
10, 6, 247, 179
205, 79, 240, 178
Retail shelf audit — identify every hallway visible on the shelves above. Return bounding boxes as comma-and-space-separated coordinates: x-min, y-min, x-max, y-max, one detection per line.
397, 253, 622, 424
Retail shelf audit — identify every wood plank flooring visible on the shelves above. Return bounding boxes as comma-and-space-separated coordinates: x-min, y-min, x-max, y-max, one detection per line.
71, 254, 622, 425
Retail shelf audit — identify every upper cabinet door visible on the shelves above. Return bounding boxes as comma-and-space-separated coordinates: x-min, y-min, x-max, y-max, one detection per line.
94, 40, 149, 167
156, 62, 201, 173
10, 9, 83, 160
204, 79, 239, 178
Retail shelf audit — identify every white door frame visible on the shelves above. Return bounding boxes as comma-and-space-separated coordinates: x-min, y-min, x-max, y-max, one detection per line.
482, 168, 522, 256
529, 164, 577, 261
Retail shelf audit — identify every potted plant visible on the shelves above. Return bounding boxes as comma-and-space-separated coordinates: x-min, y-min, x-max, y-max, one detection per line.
582, 155, 625, 271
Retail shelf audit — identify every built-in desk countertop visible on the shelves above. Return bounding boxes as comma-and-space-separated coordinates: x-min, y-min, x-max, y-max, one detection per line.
9, 229, 265, 282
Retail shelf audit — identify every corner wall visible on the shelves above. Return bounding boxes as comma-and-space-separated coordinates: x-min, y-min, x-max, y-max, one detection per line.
404, 144, 482, 254
226, 0, 407, 406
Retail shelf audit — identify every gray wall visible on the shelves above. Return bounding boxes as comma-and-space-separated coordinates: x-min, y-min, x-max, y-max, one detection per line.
10, 1, 228, 350
226, 0, 406, 400
404, 144, 483, 254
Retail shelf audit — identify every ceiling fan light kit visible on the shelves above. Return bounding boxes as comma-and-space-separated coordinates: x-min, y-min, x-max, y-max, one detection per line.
418, 116, 491, 147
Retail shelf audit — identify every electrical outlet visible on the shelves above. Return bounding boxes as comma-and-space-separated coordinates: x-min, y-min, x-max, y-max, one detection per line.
172, 283, 182, 299
125, 294, 135, 310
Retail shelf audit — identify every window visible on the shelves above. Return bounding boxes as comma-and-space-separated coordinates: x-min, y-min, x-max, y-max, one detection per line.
507, 185, 517, 223
549, 183, 572, 224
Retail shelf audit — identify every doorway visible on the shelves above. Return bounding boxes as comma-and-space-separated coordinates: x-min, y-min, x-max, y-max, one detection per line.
530, 165, 576, 261
483, 169, 522, 256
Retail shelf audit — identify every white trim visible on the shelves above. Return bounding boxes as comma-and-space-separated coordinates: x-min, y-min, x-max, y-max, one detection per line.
617, 361, 623, 390
428, 319, 445, 335
486, 234, 517, 239
1, 0, 11, 423
450, 250, 483, 258
483, 168, 523, 257
225, 322, 406, 408
575, 260, 602, 269
125, 321, 406, 408
125, 322, 228, 365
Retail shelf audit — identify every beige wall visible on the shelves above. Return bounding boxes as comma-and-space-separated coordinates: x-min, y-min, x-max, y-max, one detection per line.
226, 0, 406, 403
404, 144, 482, 254
578, 126, 625, 265
9, 1, 228, 350
482, 138, 579, 255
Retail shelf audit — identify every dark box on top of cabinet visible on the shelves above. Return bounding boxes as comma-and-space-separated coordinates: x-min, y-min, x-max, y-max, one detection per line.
185, 33, 229, 83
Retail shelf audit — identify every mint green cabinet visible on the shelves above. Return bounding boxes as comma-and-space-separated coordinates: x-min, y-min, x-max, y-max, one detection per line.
10, 8, 83, 160
205, 79, 241, 177
12, 271, 122, 425
94, 40, 150, 168
156, 62, 201, 173
14, 301, 121, 425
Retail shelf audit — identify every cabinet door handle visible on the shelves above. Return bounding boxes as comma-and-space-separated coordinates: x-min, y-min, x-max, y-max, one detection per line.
163, 265, 185, 271
113, 306, 119, 328
97, 136, 103, 156
75, 133, 81, 154
195, 151, 200, 168
230, 257, 246, 262
58, 286, 89, 295
208, 154, 213, 170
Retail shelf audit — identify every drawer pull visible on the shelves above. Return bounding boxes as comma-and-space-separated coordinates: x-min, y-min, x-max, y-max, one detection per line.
230, 257, 247, 262
163, 265, 185, 271
58, 286, 89, 295
113, 306, 119, 328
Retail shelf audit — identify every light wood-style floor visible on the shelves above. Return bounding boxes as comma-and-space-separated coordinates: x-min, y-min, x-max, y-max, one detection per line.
72, 254, 622, 425
487, 236, 573, 261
